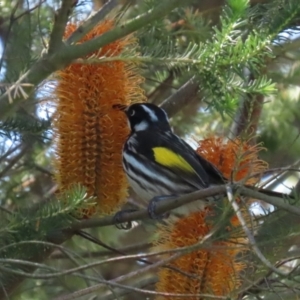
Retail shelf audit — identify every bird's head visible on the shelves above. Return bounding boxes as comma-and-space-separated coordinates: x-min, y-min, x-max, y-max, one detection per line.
115, 103, 171, 132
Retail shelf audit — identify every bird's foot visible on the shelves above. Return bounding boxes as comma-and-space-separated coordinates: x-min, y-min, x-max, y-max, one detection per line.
113, 209, 138, 230
147, 195, 177, 219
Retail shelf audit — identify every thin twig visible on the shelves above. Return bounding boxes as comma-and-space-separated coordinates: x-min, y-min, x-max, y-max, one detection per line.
0, 240, 107, 287
0, 145, 30, 179
48, 0, 75, 54
13, 0, 46, 21
49, 242, 151, 259
226, 185, 288, 277
53, 228, 220, 300
147, 72, 175, 103
0, 143, 21, 163
0, 1, 20, 72
239, 186, 300, 216
66, 0, 118, 45
273, 36, 300, 56
259, 160, 300, 189
229, 93, 264, 143
99, 277, 158, 300
161, 76, 199, 118
0, 206, 12, 214
0, 236, 215, 280
55, 276, 227, 300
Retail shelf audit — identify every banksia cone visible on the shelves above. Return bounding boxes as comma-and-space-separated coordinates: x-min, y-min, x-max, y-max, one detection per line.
154, 136, 268, 299
154, 205, 246, 299
53, 20, 145, 216
197, 136, 268, 184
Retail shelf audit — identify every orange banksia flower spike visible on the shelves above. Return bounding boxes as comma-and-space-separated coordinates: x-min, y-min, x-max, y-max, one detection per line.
154, 136, 268, 299
154, 205, 246, 300
154, 208, 210, 299
53, 20, 145, 217
197, 136, 268, 184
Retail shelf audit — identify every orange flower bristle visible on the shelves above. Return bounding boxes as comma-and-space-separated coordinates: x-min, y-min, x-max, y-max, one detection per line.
155, 208, 211, 299
154, 205, 246, 299
154, 136, 267, 299
197, 136, 268, 184
53, 20, 145, 216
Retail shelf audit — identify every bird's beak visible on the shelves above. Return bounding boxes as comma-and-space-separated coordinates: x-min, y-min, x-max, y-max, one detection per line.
112, 104, 128, 112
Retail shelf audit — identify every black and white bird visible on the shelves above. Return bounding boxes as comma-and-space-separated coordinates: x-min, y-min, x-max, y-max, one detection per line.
117, 103, 225, 205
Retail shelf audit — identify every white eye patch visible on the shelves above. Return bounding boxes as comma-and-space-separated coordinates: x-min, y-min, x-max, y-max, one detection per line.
134, 121, 148, 131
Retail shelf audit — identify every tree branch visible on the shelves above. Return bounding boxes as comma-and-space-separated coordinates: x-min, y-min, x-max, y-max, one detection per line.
239, 186, 300, 216
48, 0, 75, 54
70, 185, 300, 232
229, 90, 264, 141
66, 0, 118, 45
160, 76, 199, 118
49, 241, 151, 259
0, 0, 190, 120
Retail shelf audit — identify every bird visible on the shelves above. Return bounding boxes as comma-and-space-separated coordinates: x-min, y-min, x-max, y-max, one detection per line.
115, 102, 227, 216
76, 103, 294, 245
115, 102, 294, 217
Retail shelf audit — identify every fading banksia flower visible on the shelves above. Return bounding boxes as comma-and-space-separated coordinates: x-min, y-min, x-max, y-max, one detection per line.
53, 20, 145, 216
154, 136, 268, 299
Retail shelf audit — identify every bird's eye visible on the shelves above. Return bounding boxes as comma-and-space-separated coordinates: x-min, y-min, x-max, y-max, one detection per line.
130, 109, 135, 116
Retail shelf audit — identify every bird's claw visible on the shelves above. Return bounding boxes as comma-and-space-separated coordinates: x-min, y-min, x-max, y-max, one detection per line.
113, 209, 137, 230
147, 195, 177, 220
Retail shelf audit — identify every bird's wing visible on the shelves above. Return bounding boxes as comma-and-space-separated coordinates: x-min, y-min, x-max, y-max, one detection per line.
135, 130, 225, 189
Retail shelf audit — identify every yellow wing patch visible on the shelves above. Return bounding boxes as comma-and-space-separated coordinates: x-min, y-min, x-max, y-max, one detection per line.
152, 147, 196, 173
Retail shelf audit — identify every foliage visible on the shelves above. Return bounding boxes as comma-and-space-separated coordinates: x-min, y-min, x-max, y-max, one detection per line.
0, 0, 300, 299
